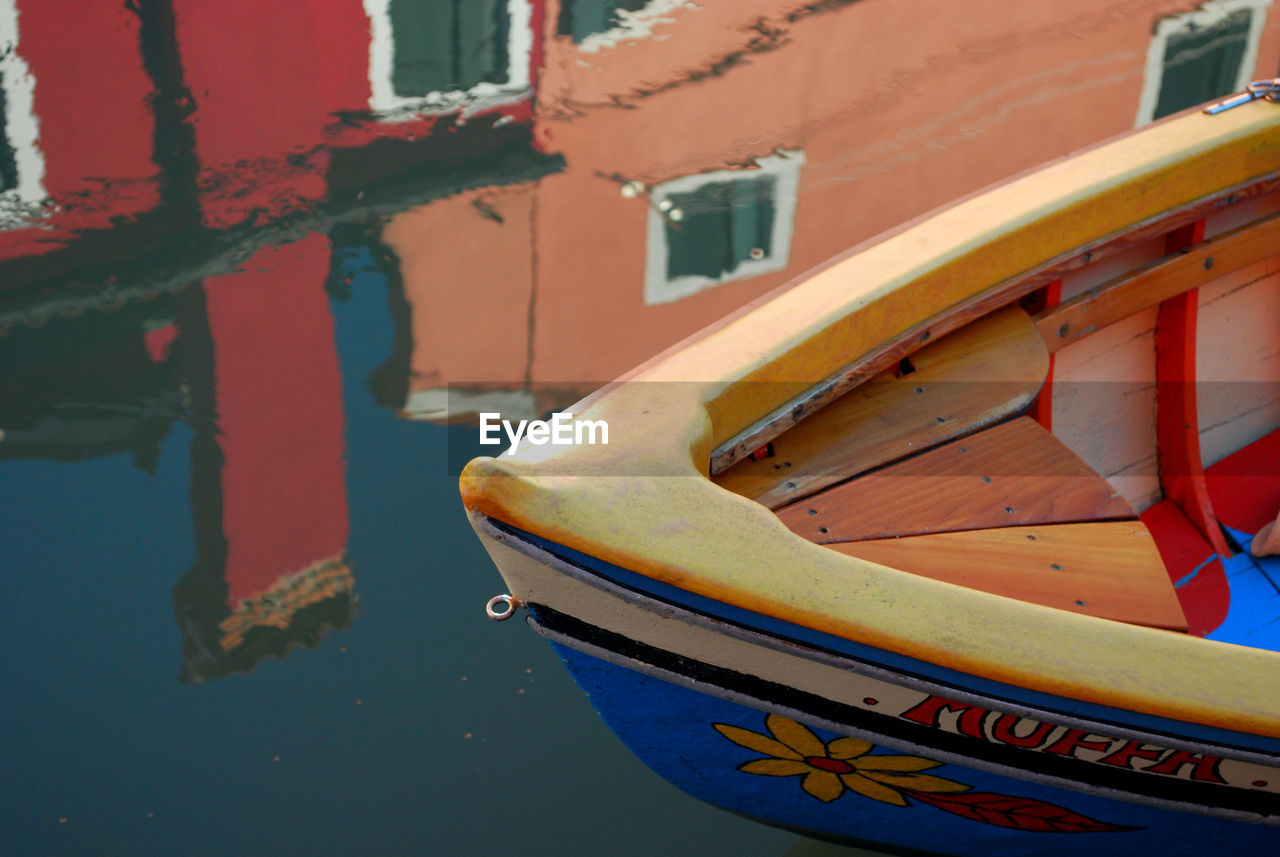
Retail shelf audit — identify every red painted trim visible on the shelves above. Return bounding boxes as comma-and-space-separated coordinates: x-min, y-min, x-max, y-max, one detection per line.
1140, 500, 1228, 636
1155, 219, 1231, 557
1027, 279, 1062, 430
1205, 427, 1280, 534
528, 0, 547, 92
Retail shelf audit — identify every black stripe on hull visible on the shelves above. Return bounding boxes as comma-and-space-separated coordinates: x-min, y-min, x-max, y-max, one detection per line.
530, 603, 1279, 823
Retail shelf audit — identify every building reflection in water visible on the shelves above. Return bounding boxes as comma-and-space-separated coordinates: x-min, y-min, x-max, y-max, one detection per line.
0, 0, 554, 678
384, 0, 1280, 422
2, 0, 1278, 679
170, 237, 353, 682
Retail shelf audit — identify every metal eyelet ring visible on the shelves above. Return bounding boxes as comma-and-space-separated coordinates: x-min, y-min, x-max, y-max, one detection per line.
1247, 82, 1280, 104
486, 594, 522, 621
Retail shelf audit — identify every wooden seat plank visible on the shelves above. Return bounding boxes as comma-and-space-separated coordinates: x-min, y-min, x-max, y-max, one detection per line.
828, 522, 1188, 632
713, 305, 1048, 509
1034, 211, 1280, 353
777, 417, 1134, 543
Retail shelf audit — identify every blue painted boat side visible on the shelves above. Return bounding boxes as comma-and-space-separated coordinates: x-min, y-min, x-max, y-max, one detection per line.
1208, 526, 1280, 653
506, 523, 1280, 757
552, 642, 1279, 856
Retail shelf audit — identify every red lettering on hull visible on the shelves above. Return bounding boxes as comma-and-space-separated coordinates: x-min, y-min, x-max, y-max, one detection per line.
897, 694, 1229, 786
1097, 741, 1165, 770
991, 714, 1056, 748
899, 695, 987, 738
1043, 729, 1113, 758
1146, 749, 1227, 784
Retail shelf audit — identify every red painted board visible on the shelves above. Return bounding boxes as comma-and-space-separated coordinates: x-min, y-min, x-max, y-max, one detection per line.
1204, 428, 1280, 536
1139, 499, 1228, 637
1026, 279, 1062, 430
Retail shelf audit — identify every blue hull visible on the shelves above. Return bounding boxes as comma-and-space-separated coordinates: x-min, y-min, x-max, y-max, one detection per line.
551, 641, 1279, 856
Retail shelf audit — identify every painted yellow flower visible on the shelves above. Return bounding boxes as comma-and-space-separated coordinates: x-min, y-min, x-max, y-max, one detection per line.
714, 714, 971, 805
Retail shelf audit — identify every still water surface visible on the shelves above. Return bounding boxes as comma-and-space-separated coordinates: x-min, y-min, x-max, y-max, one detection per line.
3, 1, 1272, 854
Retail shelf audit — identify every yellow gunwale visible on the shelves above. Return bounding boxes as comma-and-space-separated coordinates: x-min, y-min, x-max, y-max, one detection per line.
461, 100, 1280, 740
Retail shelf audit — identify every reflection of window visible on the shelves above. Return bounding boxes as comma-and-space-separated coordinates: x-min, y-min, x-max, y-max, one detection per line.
644, 152, 803, 306
364, 0, 532, 114
0, 75, 17, 193
558, 0, 649, 43
0, 0, 45, 226
1136, 0, 1271, 125
388, 1, 509, 96
665, 178, 776, 281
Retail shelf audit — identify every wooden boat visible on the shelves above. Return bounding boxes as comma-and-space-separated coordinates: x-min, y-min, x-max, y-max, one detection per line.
461, 86, 1280, 854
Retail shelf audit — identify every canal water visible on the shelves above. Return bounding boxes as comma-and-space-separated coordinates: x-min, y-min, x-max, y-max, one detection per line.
3, 2, 1273, 855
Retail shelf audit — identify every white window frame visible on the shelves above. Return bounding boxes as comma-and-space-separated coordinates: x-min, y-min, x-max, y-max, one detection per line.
402, 387, 539, 422
0, 0, 46, 229
1135, 0, 1273, 126
362, 0, 533, 119
574, 0, 696, 54
643, 150, 804, 306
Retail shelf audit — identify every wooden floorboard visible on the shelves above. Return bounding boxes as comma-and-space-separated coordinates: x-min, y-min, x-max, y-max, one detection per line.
713, 305, 1048, 509
777, 417, 1133, 543
828, 522, 1188, 632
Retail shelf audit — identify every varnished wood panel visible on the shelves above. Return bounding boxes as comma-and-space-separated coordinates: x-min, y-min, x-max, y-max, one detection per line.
828, 522, 1188, 632
713, 305, 1048, 509
776, 417, 1133, 543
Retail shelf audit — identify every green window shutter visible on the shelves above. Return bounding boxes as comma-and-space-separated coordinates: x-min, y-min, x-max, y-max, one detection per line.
457, 0, 509, 90
388, 0, 509, 97
0, 73, 16, 194
1154, 9, 1251, 119
665, 176, 776, 281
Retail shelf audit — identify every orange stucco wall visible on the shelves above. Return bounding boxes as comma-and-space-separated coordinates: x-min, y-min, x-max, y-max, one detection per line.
394, 0, 1280, 398
384, 186, 537, 390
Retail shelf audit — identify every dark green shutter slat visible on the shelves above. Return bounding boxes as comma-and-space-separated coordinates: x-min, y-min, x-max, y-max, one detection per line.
0, 71, 17, 194
728, 179, 775, 267
389, 0, 508, 96
457, 0, 509, 86
1154, 10, 1251, 119
665, 176, 776, 281
388, 0, 454, 96
666, 190, 730, 280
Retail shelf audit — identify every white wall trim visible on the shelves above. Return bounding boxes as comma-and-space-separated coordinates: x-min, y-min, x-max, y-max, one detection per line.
576, 0, 697, 54
403, 387, 539, 422
0, 0, 47, 228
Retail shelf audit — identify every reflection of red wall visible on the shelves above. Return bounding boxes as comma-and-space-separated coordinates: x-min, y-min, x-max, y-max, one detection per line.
169, 0, 543, 226
172, 0, 364, 229
1, 1, 546, 259
305, 0, 376, 125
201, 234, 348, 603
0, 1, 156, 260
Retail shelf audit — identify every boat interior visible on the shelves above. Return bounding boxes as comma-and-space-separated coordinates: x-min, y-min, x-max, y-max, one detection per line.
711, 182, 1280, 652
